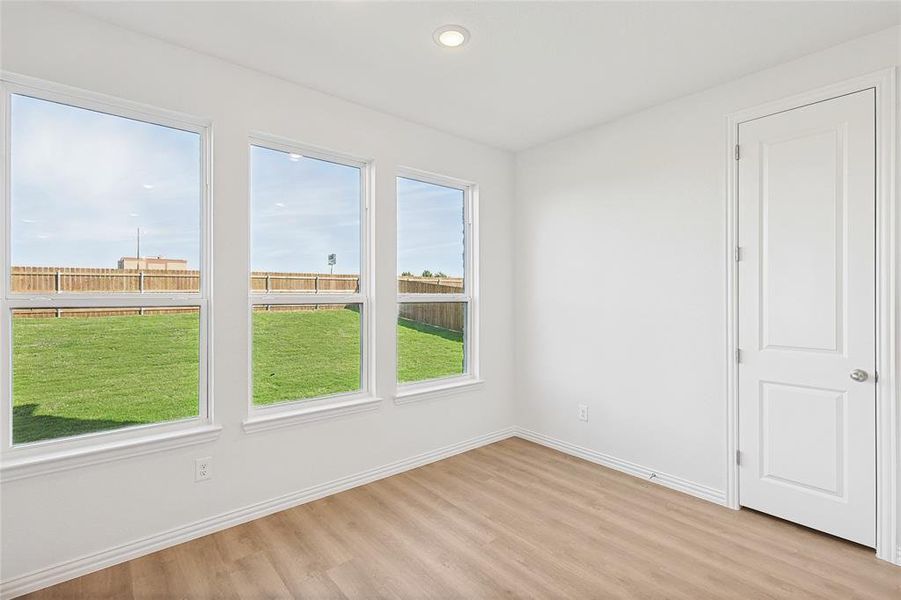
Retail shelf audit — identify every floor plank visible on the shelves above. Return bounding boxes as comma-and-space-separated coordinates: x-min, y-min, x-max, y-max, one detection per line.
19, 438, 901, 599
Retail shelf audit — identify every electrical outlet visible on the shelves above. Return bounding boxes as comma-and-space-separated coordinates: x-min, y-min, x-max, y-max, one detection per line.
578, 404, 588, 422
195, 457, 212, 482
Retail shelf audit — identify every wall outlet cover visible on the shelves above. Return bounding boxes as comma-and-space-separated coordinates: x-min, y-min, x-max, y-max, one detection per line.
195, 457, 212, 482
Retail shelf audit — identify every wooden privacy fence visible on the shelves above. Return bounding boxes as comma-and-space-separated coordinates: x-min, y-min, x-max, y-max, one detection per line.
396, 276, 463, 293
397, 277, 465, 332
10, 267, 466, 331
12, 266, 200, 293
13, 267, 365, 294
251, 272, 360, 293
398, 301, 465, 333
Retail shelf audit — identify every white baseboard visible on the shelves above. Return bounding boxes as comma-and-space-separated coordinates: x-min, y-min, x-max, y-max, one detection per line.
514, 427, 727, 506
0, 427, 516, 600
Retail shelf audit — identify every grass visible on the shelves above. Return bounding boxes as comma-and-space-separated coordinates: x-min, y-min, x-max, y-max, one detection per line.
11, 308, 463, 444
252, 308, 362, 406
397, 318, 465, 383
12, 312, 200, 444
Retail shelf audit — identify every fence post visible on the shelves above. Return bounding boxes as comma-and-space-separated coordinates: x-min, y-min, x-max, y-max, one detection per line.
314, 276, 319, 293
55, 270, 61, 293
265, 274, 271, 292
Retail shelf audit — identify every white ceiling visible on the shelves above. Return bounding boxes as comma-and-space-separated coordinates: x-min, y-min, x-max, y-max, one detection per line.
63, 1, 899, 151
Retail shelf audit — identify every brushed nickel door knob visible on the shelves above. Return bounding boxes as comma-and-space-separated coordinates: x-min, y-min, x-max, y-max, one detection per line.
850, 369, 869, 382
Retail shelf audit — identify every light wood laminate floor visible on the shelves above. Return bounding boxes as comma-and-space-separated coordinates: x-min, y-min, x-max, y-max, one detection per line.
22, 437, 901, 599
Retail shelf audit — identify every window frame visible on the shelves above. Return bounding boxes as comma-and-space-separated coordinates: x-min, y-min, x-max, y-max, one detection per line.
244, 133, 378, 432
0, 73, 217, 472
395, 168, 480, 402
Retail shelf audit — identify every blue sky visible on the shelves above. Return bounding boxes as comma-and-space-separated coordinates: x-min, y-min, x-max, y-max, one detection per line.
11, 94, 201, 269
11, 94, 464, 278
252, 156, 464, 278
251, 145, 361, 274
397, 177, 464, 278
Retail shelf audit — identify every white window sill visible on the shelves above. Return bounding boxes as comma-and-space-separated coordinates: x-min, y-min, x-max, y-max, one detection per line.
394, 377, 484, 405
0, 424, 222, 483
243, 395, 382, 434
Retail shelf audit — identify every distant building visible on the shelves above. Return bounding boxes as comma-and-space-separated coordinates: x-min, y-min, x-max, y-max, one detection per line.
117, 256, 188, 271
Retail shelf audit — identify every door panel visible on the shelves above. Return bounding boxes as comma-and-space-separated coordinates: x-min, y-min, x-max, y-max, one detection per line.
761, 129, 842, 353
759, 381, 845, 497
738, 89, 875, 547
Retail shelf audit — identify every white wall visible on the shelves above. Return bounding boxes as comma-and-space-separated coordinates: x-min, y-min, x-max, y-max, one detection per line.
0, 2, 515, 584
515, 25, 900, 499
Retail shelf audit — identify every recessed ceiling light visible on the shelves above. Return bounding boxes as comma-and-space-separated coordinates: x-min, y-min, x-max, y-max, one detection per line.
434, 25, 469, 48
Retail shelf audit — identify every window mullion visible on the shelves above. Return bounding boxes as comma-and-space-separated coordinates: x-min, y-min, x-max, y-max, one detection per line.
251, 293, 364, 306
6, 295, 205, 309
397, 293, 469, 304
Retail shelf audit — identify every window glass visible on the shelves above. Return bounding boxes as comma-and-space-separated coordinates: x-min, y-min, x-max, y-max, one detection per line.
397, 177, 464, 293
7, 93, 206, 445
251, 145, 361, 292
250, 143, 366, 406
397, 302, 466, 383
12, 308, 200, 444
10, 95, 201, 291
252, 304, 362, 405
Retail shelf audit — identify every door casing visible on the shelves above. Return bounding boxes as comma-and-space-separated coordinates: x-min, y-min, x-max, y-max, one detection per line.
724, 68, 898, 565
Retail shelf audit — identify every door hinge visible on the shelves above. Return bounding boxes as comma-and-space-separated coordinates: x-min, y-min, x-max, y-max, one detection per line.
736, 450, 742, 466
734, 246, 743, 262
735, 348, 742, 363
734, 144, 740, 161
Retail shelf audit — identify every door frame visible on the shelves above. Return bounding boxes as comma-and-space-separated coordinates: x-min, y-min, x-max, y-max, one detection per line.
724, 68, 898, 564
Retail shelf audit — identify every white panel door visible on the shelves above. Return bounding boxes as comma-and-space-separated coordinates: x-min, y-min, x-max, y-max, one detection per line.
738, 90, 875, 546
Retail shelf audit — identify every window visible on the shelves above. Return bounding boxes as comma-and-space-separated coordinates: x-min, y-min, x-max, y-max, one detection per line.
396, 173, 477, 393
1, 83, 210, 448
248, 137, 372, 420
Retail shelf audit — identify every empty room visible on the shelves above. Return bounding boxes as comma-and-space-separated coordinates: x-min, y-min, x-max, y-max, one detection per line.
1, 1, 900, 598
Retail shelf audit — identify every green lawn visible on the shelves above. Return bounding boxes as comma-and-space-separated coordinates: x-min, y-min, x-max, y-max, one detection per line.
12, 312, 200, 444
397, 318, 465, 383
252, 308, 362, 406
12, 308, 463, 444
